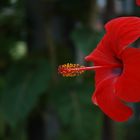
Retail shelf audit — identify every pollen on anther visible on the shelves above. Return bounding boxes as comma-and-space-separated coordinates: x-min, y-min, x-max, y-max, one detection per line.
58, 63, 85, 77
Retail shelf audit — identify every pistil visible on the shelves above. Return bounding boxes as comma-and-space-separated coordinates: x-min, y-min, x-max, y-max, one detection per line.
58, 63, 122, 77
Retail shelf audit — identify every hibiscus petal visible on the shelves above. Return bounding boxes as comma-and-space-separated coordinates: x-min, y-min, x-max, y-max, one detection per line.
94, 77, 133, 122
92, 68, 118, 104
136, 0, 140, 6
116, 47, 140, 102
105, 17, 140, 55
85, 37, 119, 66
85, 39, 122, 84
85, 49, 132, 122
86, 17, 140, 65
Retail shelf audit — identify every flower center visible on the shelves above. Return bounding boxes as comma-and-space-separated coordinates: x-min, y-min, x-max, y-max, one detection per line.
112, 67, 123, 76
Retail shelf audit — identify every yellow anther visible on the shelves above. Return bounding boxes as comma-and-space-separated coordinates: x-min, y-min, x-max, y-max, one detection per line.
58, 63, 85, 77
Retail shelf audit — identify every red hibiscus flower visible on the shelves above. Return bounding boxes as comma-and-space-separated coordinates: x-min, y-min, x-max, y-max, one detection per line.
58, 0, 140, 122
58, 17, 140, 122
85, 17, 140, 122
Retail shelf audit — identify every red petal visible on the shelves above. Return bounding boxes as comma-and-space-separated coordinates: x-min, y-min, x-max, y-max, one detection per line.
85, 43, 121, 85
85, 36, 119, 66
116, 47, 140, 102
86, 17, 140, 63
136, 0, 140, 6
93, 77, 133, 122
90, 59, 132, 121
105, 17, 140, 56
85, 38, 132, 122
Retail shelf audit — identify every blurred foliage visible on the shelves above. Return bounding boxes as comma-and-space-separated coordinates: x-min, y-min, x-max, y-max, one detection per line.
71, 26, 104, 55
0, 58, 51, 127
49, 79, 102, 140
55, 0, 91, 22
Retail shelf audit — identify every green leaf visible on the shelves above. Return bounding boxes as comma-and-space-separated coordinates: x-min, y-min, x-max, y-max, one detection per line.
0, 58, 51, 127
